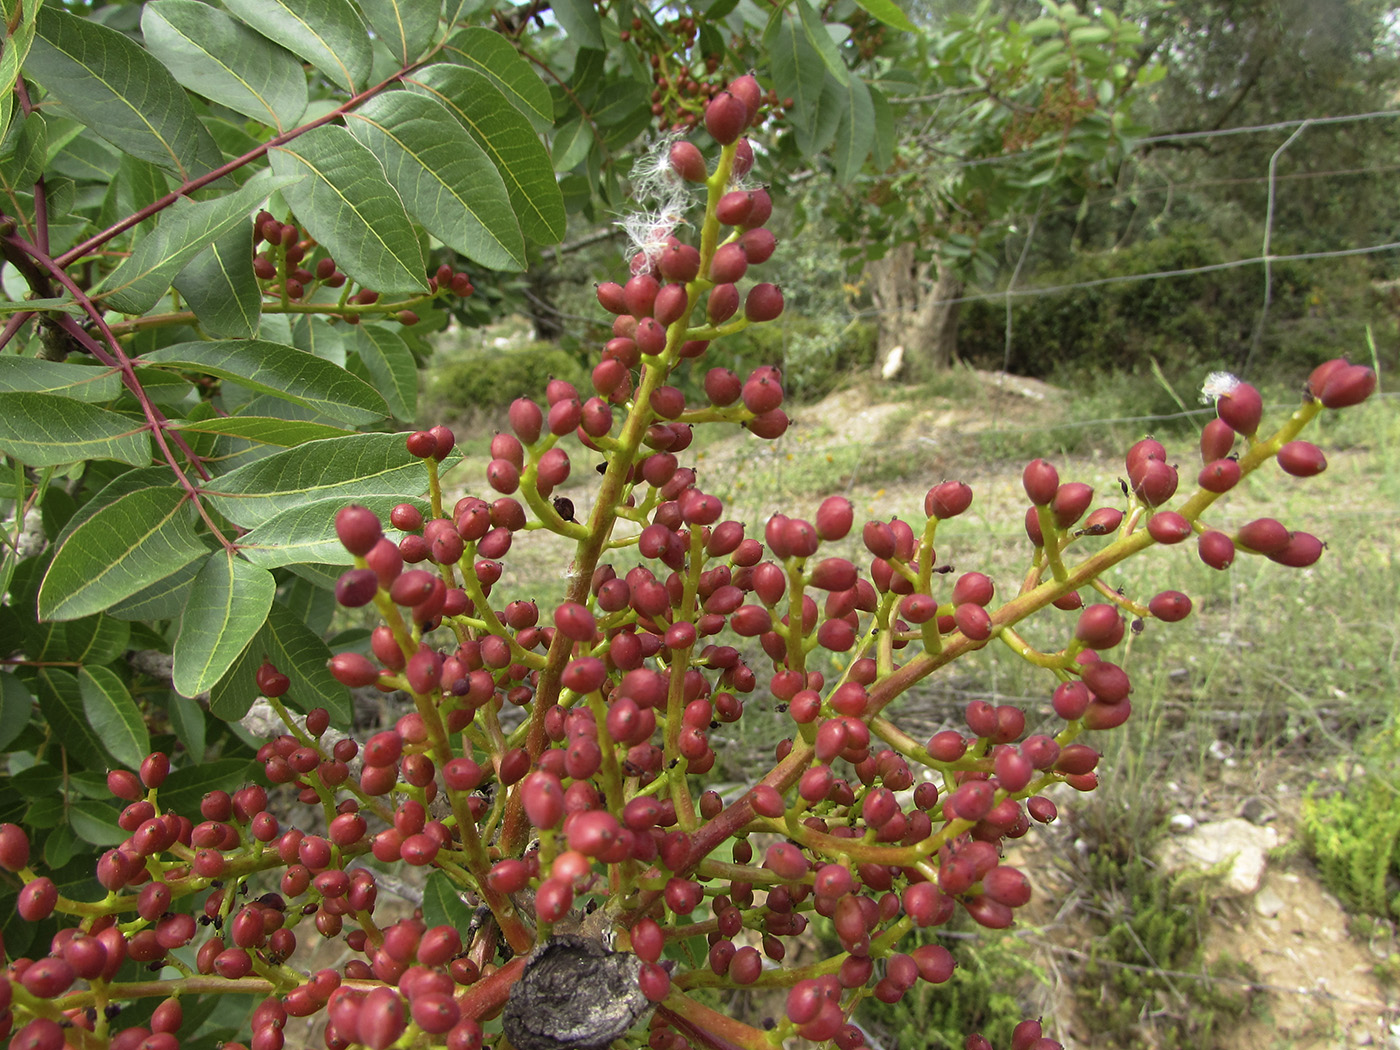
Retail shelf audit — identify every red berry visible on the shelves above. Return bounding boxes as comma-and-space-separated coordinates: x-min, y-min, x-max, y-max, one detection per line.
1021, 459, 1058, 505
669, 140, 706, 182
18, 876, 57, 920
705, 91, 748, 144
335, 504, 382, 556
1146, 511, 1191, 545
744, 283, 784, 322
1148, 590, 1192, 622
1074, 605, 1123, 650
1319, 364, 1376, 408
1198, 458, 1240, 493
1198, 529, 1235, 570
0, 822, 31, 871
1216, 380, 1262, 436
405, 430, 438, 458
1277, 440, 1326, 477
1200, 418, 1235, 462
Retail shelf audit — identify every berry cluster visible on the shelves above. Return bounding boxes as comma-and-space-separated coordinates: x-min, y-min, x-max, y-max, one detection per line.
250, 211, 474, 326
0, 77, 1379, 1050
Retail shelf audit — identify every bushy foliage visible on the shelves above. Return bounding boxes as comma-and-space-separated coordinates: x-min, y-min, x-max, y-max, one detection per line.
958, 228, 1382, 379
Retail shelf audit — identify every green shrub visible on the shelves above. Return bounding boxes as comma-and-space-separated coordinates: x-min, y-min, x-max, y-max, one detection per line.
430, 342, 591, 417
1301, 723, 1400, 920
958, 226, 1383, 380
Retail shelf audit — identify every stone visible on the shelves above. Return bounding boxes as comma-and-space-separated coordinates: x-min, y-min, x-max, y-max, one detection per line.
1155, 817, 1277, 897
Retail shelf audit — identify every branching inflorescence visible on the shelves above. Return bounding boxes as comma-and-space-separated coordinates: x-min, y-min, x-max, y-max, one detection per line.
0, 79, 1381, 1050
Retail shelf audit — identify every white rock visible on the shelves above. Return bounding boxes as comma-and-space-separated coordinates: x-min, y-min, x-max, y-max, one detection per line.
1169, 813, 1196, 834
1253, 884, 1285, 918
1154, 818, 1278, 897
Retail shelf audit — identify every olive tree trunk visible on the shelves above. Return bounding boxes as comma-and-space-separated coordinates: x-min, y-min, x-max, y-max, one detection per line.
866, 243, 964, 380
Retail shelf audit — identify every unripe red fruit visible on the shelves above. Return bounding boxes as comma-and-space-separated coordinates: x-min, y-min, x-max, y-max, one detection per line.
1216, 381, 1262, 436
1277, 440, 1326, 477
728, 74, 762, 121
624, 273, 659, 318
739, 227, 776, 264
954, 603, 992, 640
18, 876, 57, 920
0, 822, 30, 871
1236, 517, 1290, 554
716, 190, 754, 226
1268, 531, 1324, 567
1319, 364, 1376, 408
709, 242, 748, 284
1200, 417, 1236, 463
744, 283, 784, 322
705, 91, 748, 144
707, 283, 740, 325
1146, 511, 1191, 544
336, 568, 379, 607
335, 504, 381, 556
669, 140, 706, 182
926, 480, 973, 518
509, 397, 543, 443
1148, 590, 1192, 621
1075, 605, 1124, 650
1021, 459, 1058, 505
405, 429, 438, 458
704, 367, 741, 406
1198, 530, 1236, 570
1198, 458, 1240, 493
1050, 482, 1093, 527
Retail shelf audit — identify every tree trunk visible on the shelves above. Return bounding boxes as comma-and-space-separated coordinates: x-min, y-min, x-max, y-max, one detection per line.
866, 244, 964, 380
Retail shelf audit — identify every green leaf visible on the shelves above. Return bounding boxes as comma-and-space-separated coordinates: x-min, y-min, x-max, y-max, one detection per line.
0, 17, 36, 145
172, 552, 275, 697
38, 485, 207, 621
263, 602, 350, 722
79, 665, 150, 769
106, 556, 202, 621
237, 493, 427, 567
853, 0, 914, 32
141, 1, 308, 131
791, 73, 847, 161
352, 324, 416, 420
345, 91, 525, 272
0, 357, 122, 402
356, 0, 439, 66
422, 869, 477, 929
441, 28, 552, 133
172, 223, 262, 338
0, 674, 33, 752
139, 339, 389, 426
551, 117, 593, 172
69, 800, 127, 847
223, 0, 372, 95
404, 64, 565, 244
796, 0, 850, 86
269, 125, 427, 296
201, 432, 423, 528
168, 689, 207, 762
0, 392, 150, 468
98, 171, 298, 315
27, 7, 223, 181
870, 83, 894, 171
35, 668, 108, 769
66, 614, 133, 666
831, 75, 875, 184
1, 110, 48, 189
550, 0, 604, 50
172, 415, 353, 448
293, 315, 347, 367
772, 14, 828, 140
